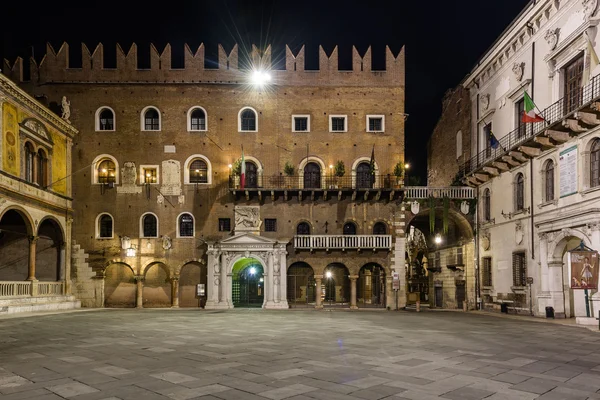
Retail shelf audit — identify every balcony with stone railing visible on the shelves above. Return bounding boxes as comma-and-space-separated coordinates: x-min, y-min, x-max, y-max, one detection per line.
403, 186, 475, 199
294, 235, 392, 251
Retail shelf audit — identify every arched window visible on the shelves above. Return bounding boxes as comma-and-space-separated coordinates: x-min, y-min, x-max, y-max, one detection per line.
24, 142, 35, 183
297, 222, 311, 235
483, 188, 491, 222
97, 214, 113, 238
515, 173, 524, 211
239, 108, 257, 132
591, 139, 600, 188
544, 160, 555, 202
142, 214, 158, 238
373, 222, 387, 235
178, 213, 194, 237
189, 107, 207, 131
97, 159, 116, 184
343, 222, 357, 235
97, 108, 115, 131
37, 149, 48, 187
142, 107, 160, 131
189, 159, 208, 183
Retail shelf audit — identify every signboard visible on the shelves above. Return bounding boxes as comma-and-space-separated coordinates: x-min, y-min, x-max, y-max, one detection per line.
559, 145, 578, 198
392, 272, 400, 290
569, 250, 599, 289
196, 283, 205, 297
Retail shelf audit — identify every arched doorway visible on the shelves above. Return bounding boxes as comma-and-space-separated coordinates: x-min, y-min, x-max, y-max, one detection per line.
37, 219, 63, 281
323, 263, 350, 306
304, 162, 321, 189
343, 222, 357, 235
179, 262, 207, 308
287, 262, 315, 307
143, 263, 171, 308
0, 209, 32, 281
245, 161, 258, 188
104, 263, 136, 307
232, 258, 264, 307
356, 162, 372, 189
358, 264, 386, 307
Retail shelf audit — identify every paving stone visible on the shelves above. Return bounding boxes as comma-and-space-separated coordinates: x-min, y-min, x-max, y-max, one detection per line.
149, 371, 197, 384
490, 372, 530, 384
440, 386, 495, 400
510, 377, 558, 394
166, 384, 231, 399
92, 366, 134, 377
259, 383, 318, 400
46, 382, 99, 398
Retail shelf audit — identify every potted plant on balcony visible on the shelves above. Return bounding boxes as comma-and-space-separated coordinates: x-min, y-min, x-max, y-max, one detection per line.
232, 159, 242, 188
283, 162, 295, 188
333, 160, 345, 188
393, 161, 404, 188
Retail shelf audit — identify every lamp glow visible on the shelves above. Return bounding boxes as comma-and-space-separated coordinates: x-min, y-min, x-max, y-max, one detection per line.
404, 163, 410, 170
126, 247, 136, 257
326, 271, 332, 278
228, 164, 232, 169
250, 267, 257, 275
251, 70, 272, 85
434, 234, 442, 244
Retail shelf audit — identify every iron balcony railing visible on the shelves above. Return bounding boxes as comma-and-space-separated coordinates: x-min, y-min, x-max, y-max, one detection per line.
229, 174, 403, 190
294, 235, 392, 250
460, 74, 600, 177
404, 186, 475, 199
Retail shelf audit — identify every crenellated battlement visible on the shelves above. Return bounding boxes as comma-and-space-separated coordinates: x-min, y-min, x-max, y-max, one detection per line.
3, 43, 404, 87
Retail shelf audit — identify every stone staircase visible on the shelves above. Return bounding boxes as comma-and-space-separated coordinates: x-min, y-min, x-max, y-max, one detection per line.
71, 241, 102, 308
0, 295, 80, 314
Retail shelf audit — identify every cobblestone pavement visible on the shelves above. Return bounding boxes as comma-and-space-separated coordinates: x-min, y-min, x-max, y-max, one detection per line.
1, 309, 600, 400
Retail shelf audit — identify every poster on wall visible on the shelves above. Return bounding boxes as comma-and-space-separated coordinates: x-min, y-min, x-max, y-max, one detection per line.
559, 145, 578, 198
568, 250, 599, 289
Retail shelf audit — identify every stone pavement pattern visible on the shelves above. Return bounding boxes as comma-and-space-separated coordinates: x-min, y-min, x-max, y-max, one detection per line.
1, 310, 600, 400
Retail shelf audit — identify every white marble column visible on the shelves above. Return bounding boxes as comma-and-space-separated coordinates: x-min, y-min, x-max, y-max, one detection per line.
548, 260, 566, 317
222, 254, 233, 308
537, 233, 552, 315
278, 249, 289, 307
204, 250, 220, 309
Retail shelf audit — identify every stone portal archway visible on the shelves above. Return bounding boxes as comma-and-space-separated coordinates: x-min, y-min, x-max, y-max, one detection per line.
205, 233, 288, 309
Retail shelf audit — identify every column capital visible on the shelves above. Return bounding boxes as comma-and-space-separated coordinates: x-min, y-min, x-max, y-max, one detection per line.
314, 275, 324, 280
134, 275, 145, 282
171, 276, 180, 282
28, 235, 39, 243
349, 275, 359, 280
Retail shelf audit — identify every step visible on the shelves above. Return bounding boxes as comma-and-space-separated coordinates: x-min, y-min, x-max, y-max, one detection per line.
0, 299, 81, 314
0, 295, 77, 307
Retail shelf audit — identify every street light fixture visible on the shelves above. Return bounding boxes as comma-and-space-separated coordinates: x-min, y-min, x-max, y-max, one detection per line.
326, 271, 332, 278
434, 234, 442, 245
250, 70, 271, 86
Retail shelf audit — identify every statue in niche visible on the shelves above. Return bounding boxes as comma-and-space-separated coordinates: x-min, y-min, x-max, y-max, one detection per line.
61, 96, 71, 123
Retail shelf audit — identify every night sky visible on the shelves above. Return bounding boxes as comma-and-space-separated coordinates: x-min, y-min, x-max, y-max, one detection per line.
1, 0, 530, 181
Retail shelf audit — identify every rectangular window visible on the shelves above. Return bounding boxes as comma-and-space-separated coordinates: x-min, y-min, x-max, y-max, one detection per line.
140, 165, 159, 184
292, 115, 310, 132
366, 115, 385, 132
512, 252, 527, 287
564, 55, 584, 114
265, 218, 277, 232
483, 122, 492, 158
482, 257, 492, 287
456, 247, 463, 265
218, 218, 231, 232
516, 98, 526, 138
329, 115, 347, 132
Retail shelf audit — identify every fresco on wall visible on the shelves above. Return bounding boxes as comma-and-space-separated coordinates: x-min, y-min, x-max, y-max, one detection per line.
2, 102, 19, 176
50, 130, 67, 195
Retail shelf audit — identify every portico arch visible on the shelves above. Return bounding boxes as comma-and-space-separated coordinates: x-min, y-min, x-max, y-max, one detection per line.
104, 262, 136, 308
143, 262, 171, 308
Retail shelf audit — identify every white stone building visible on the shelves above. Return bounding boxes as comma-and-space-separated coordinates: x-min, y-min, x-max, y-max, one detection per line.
460, 0, 600, 320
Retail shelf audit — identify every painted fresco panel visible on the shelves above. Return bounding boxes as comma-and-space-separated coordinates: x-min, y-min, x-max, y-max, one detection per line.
2, 102, 19, 176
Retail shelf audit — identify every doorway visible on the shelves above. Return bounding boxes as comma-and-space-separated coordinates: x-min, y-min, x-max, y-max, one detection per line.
232, 258, 264, 307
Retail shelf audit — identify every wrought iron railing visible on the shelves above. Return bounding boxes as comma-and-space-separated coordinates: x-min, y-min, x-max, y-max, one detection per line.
460, 74, 600, 177
294, 235, 392, 250
229, 174, 402, 190
404, 186, 475, 199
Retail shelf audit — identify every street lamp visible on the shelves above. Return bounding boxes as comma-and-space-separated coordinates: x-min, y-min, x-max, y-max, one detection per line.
326, 271, 332, 279
250, 267, 257, 275
434, 234, 442, 245
250, 70, 271, 86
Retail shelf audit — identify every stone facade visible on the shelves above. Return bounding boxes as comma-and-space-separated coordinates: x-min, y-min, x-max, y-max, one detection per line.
5, 43, 408, 309
0, 72, 80, 313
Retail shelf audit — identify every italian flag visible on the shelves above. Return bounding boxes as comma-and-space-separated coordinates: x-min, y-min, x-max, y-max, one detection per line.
240, 146, 246, 190
522, 91, 544, 123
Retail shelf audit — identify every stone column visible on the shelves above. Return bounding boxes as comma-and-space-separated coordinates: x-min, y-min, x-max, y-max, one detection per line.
278, 249, 289, 307
315, 275, 323, 309
265, 251, 275, 307
548, 261, 565, 317
135, 276, 144, 309
64, 217, 73, 296
386, 276, 394, 309
27, 236, 38, 281
32, 154, 39, 185
171, 277, 180, 308
350, 275, 358, 309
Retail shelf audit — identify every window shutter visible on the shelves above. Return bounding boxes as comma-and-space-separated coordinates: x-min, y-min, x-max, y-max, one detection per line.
512, 252, 526, 286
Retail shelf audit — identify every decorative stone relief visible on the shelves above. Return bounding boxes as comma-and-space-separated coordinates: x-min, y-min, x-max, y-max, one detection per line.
460, 201, 469, 215
584, 0, 598, 20
120, 236, 131, 250
515, 221, 524, 245
480, 93, 490, 111
512, 62, 524, 82
410, 201, 420, 215
117, 162, 142, 194
544, 28, 559, 50
161, 235, 172, 250
234, 206, 262, 233
161, 160, 182, 196
23, 119, 50, 140
178, 195, 185, 205
157, 194, 164, 204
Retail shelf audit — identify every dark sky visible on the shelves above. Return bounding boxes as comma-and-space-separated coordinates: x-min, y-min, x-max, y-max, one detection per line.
1, 0, 530, 181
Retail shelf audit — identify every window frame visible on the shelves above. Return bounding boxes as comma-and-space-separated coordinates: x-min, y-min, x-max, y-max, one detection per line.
544, 160, 555, 202
140, 212, 159, 238
139, 164, 159, 185
329, 115, 348, 133
482, 257, 492, 287
483, 188, 491, 222
95, 106, 116, 132
591, 139, 600, 188
184, 154, 212, 185
291, 114, 311, 132
218, 218, 231, 232
373, 221, 387, 235
296, 221, 311, 235
177, 212, 195, 238
483, 122, 493, 157
515, 173, 525, 212
238, 107, 258, 132
140, 106, 161, 132
96, 158, 117, 185
187, 106, 208, 132
512, 252, 527, 287
96, 213, 114, 239
264, 218, 277, 232
24, 141, 35, 183
366, 115, 385, 133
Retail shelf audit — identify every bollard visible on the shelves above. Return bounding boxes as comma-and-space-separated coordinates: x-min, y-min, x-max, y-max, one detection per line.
416, 301, 420, 312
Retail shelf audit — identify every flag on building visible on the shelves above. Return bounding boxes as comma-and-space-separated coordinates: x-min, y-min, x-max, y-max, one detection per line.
240, 146, 246, 190
489, 129, 500, 150
521, 91, 544, 123
584, 32, 600, 83
369, 145, 376, 185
